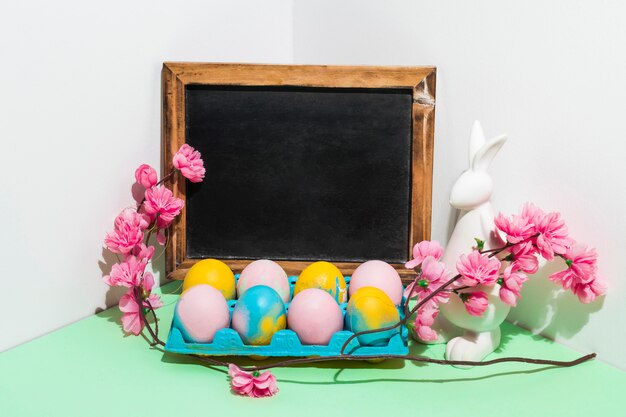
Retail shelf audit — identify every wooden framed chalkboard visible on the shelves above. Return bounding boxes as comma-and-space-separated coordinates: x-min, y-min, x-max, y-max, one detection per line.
162, 63, 436, 280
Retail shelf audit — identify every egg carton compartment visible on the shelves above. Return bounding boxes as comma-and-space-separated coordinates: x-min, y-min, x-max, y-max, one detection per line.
164, 275, 409, 358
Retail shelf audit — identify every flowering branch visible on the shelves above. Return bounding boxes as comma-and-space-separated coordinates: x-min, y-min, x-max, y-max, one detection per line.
400, 203, 606, 343
103, 144, 205, 336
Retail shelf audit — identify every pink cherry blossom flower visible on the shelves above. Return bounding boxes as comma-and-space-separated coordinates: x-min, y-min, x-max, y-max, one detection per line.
495, 212, 536, 244
405, 240, 444, 269
403, 256, 451, 305
114, 207, 150, 231
499, 265, 528, 306
105, 227, 143, 255
510, 241, 539, 274
129, 243, 155, 263
103, 256, 147, 287
456, 250, 501, 287
173, 144, 206, 183
571, 277, 606, 304
519, 202, 545, 224
143, 186, 184, 228
414, 305, 440, 342
134, 164, 158, 189
228, 364, 279, 397
533, 211, 572, 261
461, 291, 489, 316
118, 272, 162, 335
565, 243, 598, 283
549, 243, 599, 289
105, 208, 149, 255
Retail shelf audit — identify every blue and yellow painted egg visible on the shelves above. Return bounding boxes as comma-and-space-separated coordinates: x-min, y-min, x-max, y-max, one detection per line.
345, 286, 400, 346
231, 285, 286, 345
294, 261, 347, 303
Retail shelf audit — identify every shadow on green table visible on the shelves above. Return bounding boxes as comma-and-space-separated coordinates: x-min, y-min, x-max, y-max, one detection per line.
156, 325, 563, 387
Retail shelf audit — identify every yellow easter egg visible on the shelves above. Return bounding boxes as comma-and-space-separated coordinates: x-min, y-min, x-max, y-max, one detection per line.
346, 286, 400, 346
182, 259, 236, 300
294, 261, 347, 303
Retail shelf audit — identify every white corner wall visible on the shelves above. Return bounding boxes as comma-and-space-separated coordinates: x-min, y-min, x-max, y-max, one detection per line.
293, 0, 626, 369
0, 0, 293, 352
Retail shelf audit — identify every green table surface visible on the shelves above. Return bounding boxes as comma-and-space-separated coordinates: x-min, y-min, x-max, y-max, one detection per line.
1, 282, 623, 417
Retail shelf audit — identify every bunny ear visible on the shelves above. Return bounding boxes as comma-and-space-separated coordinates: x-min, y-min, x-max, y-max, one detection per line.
471, 134, 507, 172
469, 120, 486, 166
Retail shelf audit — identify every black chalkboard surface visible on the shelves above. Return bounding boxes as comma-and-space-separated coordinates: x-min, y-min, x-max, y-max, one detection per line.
162, 63, 436, 279
185, 85, 413, 263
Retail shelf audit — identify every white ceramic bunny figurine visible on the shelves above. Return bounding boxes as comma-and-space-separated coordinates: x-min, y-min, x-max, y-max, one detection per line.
437, 120, 508, 366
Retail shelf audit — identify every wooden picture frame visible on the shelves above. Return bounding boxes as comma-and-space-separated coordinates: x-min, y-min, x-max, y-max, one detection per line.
162, 63, 436, 281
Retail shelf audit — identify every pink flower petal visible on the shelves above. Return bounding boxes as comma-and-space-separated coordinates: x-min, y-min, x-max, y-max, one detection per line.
143, 272, 155, 292
144, 293, 163, 309
499, 287, 518, 307
231, 375, 253, 387
156, 229, 167, 246
121, 311, 143, 335
406, 241, 443, 269
119, 292, 139, 313
405, 259, 420, 269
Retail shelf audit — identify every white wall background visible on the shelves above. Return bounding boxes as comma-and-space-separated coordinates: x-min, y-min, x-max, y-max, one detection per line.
2, 0, 625, 371
0, 0, 293, 352
293, 0, 626, 369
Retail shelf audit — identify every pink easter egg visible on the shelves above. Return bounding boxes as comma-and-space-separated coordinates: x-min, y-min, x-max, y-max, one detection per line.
349, 260, 403, 305
175, 284, 230, 343
287, 288, 343, 345
237, 259, 290, 303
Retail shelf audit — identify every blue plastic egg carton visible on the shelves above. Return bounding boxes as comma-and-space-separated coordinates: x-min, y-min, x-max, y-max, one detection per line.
165, 275, 409, 357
